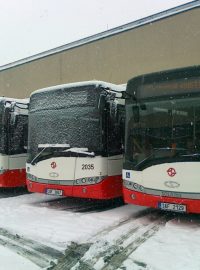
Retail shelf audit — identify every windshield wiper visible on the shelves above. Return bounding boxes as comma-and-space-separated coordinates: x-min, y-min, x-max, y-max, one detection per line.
31, 146, 49, 165
30, 146, 95, 165
135, 147, 187, 169
153, 147, 187, 152
31, 144, 71, 165
180, 153, 200, 157
64, 148, 95, 157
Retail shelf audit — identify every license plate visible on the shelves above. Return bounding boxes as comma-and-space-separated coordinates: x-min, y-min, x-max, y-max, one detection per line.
46, 188, 63, 196
158, 202, 186, 212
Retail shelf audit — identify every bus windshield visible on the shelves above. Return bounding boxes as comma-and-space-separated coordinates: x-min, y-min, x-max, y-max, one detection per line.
125, 95, 200, 170
28, 85, 103, 163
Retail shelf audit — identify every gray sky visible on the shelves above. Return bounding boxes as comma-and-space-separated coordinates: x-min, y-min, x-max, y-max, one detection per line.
0, 0, 193, 66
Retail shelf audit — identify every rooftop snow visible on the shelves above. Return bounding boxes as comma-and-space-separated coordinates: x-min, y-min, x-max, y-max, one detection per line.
31, 80, 126, 96
0, 97, 29, 104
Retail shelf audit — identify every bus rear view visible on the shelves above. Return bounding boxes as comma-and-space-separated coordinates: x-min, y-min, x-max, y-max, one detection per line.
0, 97, 28, 187
26, 81, 125, 199
123, 66, 200, 213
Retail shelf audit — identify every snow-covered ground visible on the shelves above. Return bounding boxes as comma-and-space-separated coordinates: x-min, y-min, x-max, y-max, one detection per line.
0, 188, 199, 269
127, 216, 200, 270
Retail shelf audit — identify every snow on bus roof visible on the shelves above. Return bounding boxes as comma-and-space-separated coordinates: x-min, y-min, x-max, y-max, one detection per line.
31, 81, 126, 96
0, 97, 29, 104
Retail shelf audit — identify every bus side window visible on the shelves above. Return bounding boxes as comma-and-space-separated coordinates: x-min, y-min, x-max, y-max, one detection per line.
107, 102, 124, 155
8, 115, 28, 154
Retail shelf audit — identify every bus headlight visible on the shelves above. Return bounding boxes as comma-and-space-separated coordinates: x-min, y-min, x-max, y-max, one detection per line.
75, 176, 107, 185
27, 173, 38, 182
82, 178, 86, 183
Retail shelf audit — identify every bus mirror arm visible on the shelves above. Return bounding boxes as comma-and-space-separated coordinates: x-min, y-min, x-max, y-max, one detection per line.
9, 102, 17, 126
98, 94, 107, 110
10, 112, 17, 126
121, 91, 137, 101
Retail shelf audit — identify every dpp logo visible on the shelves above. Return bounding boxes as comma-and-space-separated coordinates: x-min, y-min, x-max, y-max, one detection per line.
126, 172, 130, 178
51, 161, 57, 169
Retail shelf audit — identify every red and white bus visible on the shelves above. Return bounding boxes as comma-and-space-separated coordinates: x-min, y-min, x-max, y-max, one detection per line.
0, 97, 28, 187
26, 81, 125, 199
123, 65, 200, 213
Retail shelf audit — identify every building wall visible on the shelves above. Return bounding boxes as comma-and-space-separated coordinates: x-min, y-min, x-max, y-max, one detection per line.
0, 7, 200, 98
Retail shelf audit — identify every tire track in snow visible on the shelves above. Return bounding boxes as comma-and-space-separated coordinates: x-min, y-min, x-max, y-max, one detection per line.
101, 214, 171, 270
51, 209, 170, 270
47, 242, 91, 270
0, 198, 124, 269
0, 227, 63, 268
90, 208, 158, 241
75, 211, 170, 270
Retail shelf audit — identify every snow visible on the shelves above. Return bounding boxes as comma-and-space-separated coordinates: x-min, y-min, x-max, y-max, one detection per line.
0, 245, 40, 270
0, 191, 199, 269
0, 193, 137, 249
31, 80, 126, 96
0, 97, 29, 104
38, 144, 70, 148
128, 216, 200, 270
64, 147, 95, 156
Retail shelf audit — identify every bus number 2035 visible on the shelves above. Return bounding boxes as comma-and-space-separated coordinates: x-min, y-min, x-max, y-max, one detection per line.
82, 164, 94, 170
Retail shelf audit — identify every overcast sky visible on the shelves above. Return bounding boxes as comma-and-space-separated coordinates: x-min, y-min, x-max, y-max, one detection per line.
0, 0, 193, 66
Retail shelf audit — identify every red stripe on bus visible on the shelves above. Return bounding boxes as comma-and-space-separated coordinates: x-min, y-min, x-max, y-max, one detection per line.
0, 169, 26, 188
27, 175, 123, 199
123, 187, 200, 214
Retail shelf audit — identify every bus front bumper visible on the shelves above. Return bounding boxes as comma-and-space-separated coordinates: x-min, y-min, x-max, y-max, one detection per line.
27, 175, 123, 200
123, 187, 200, 214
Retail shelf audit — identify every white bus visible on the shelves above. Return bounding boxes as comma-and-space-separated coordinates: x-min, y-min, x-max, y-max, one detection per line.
26, 81, 125, 199
0, 97, 28, 187
123, 65, 200, 213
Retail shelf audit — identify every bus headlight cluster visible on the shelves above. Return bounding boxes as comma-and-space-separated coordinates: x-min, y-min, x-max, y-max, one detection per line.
123, 180, 144, 192
27, 173, 38, 182
74, 176, 106, 186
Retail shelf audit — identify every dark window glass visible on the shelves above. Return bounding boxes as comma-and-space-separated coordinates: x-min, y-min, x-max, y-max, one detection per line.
125, 95, 200, 170
28, 85, 103, 162
0, 101, 6, 154
107, 102, 124, 155
8, 114, 28, 155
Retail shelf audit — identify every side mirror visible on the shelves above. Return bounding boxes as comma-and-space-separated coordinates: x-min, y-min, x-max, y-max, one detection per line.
10, 102, 17, 126
10, 112, 17, 126
2, 107, 10, 126
98, 94, 106, 111
109, 101, 117, 119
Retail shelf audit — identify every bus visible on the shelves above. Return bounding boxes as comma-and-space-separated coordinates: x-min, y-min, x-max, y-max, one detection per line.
123, 65, 200, 214
26, 81, 125, 199
0, 97, 28, 187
